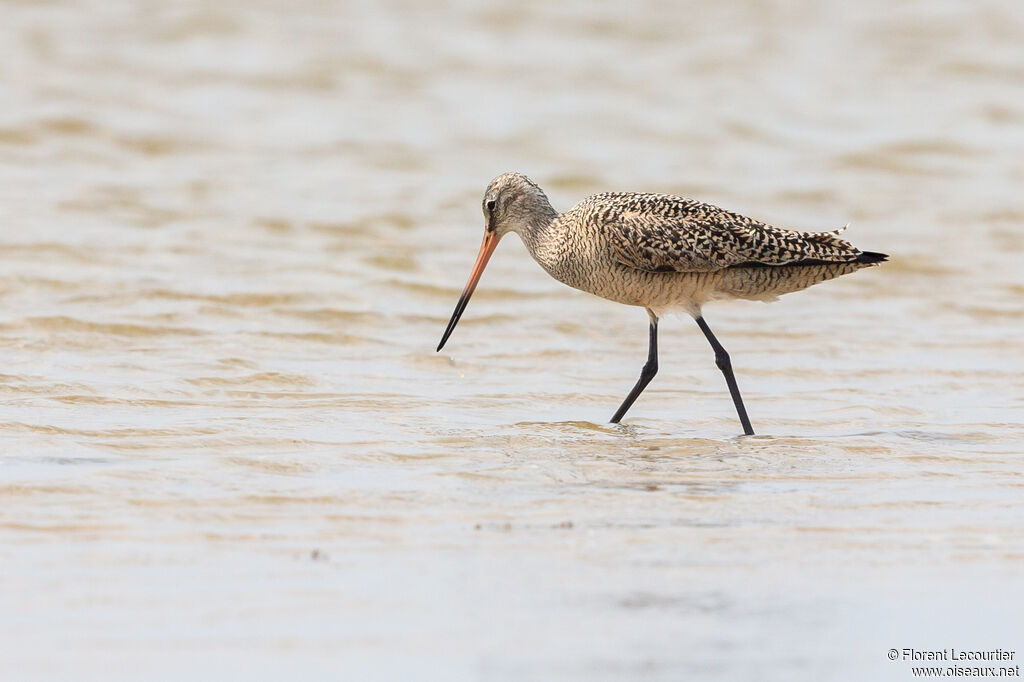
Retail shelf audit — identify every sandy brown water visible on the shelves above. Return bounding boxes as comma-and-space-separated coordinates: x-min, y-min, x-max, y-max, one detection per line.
1, 1, 1023, 680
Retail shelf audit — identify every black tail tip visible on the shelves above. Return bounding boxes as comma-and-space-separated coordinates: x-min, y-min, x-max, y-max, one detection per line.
856, 251, 889, 264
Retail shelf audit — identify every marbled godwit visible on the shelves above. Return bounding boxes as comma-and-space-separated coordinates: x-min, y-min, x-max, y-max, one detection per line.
437, 172, 887, 435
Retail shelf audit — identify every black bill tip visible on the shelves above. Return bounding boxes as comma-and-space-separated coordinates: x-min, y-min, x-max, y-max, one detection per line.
436, 292, 468, 352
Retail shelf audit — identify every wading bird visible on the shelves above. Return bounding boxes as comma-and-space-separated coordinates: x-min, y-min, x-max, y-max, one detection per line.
437, 172, 886, 435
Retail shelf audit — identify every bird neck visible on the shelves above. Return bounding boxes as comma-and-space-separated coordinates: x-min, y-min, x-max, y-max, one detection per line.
516, 210, 558, 252
513, 209, 563, 277
513, 194, 559, 249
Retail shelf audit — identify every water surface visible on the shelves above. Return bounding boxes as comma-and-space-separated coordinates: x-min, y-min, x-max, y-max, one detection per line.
1, 1, 1023, 679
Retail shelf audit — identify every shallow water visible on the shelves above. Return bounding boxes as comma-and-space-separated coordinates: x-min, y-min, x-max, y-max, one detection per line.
2, 0, 1023, 679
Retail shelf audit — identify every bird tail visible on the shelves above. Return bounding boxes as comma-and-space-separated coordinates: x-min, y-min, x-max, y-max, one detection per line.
855, 251, 888, 264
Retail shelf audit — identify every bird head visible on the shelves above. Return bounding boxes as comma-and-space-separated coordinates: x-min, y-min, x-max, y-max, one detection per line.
481, 172, 554, 238
437, 172, 556, 352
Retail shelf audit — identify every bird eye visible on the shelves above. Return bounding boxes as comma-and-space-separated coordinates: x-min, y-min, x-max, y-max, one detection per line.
486, 200, 496, 212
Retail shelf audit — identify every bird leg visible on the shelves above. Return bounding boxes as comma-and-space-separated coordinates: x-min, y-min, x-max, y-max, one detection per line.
610, 310, 659, 424
694, 317, 755, 436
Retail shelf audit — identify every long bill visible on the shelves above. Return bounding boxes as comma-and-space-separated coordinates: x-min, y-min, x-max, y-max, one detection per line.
437, 230, 500, 352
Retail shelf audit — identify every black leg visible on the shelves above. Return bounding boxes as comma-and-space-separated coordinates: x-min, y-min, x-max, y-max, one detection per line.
695, 316, 754, 435
610, 311, 659, 424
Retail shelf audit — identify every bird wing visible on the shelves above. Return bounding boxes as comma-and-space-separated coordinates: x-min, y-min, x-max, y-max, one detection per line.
604, 197, 863, 273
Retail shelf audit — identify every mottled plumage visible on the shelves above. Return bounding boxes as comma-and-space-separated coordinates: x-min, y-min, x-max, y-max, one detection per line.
591, 192, 869, 272
438, 172, 888, 435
